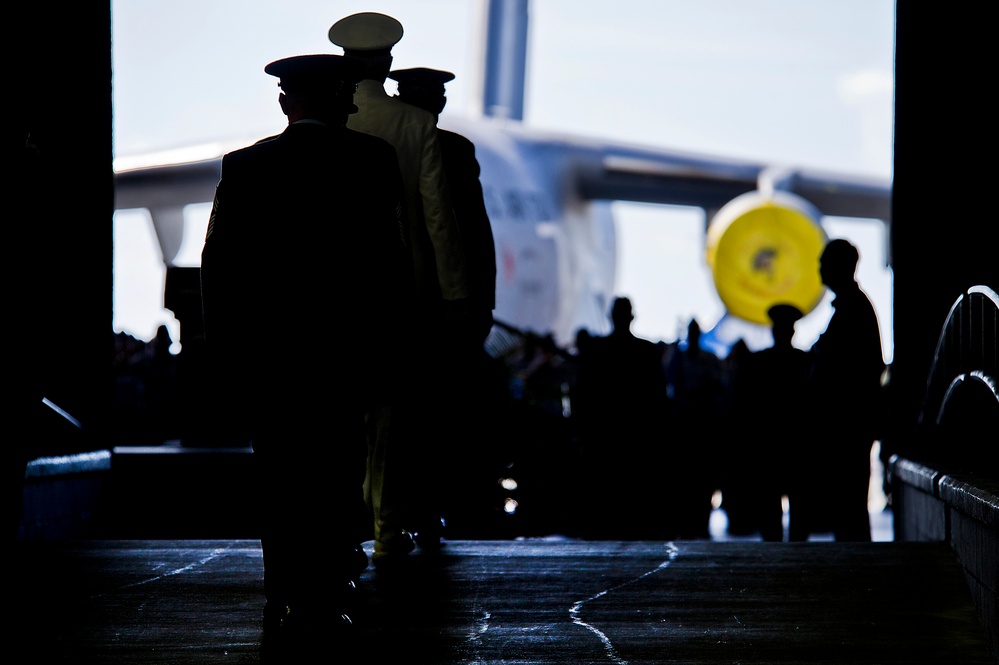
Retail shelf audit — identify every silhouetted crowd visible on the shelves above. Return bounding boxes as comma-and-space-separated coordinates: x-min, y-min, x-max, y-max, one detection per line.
112, 282, 887, 545
475, 265, 886, 546
112, 325, 179, 445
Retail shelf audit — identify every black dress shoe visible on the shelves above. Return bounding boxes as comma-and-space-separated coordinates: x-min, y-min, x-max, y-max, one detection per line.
338, 578, 363, 617
415, 527, 445, 552
372, 529, 416, 566
348, 544, 368, 580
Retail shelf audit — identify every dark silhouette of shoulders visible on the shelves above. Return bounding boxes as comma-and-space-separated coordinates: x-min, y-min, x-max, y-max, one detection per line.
436, 127, 496, 310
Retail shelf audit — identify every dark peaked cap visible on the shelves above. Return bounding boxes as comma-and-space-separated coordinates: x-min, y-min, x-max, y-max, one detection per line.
389, 68, 455, 114
767, 303, 804, 326
328, 12, 404, 54
264, 54, 360, 94
389, 67, 456, 88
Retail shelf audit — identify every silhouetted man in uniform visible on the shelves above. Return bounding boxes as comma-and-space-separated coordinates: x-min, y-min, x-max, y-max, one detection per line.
388, 66, 499, 544
572, 297, 670, 538
805, 238, 885, 541
727, 303, 811, 541
199, 53, 411, 647
329, 12, 471, 563
666, 318, 725, 539
389, 66, 496, 346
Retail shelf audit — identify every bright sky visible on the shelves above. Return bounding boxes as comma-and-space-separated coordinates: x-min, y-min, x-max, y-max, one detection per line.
111, 0, 895, 359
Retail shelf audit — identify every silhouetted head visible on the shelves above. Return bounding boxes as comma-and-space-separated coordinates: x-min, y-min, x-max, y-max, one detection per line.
819, 238, 859, 293
328, 12, 403, 82
388, 67, 454, 116
610, 297, 634, 331
152, 324, 174, 356
683, 318, 702, 353
767, 303, 802, 348
687, 318, 701, 341
264, 54, 361, 124
727, 338, 751, 363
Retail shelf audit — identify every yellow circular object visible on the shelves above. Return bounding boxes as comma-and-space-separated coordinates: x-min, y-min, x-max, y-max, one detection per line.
706, 190, 827, 325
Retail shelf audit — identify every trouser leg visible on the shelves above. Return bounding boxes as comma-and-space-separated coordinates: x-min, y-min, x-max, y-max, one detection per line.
366, 404, 415, 553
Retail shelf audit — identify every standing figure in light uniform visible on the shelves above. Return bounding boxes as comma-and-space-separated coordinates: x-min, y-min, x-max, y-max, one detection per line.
328, 12, 470, 563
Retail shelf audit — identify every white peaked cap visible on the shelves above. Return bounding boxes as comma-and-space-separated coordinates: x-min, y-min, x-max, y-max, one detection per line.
328, 12, 403, 52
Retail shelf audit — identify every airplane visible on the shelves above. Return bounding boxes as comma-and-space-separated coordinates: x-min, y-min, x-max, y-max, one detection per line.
113, 0, 892, 358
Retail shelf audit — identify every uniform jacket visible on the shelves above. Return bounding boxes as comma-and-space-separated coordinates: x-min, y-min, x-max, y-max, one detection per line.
810, 281, 885, 440
347, 79, 469, 303
438, 128, 496, 312
200, 120, 413, 429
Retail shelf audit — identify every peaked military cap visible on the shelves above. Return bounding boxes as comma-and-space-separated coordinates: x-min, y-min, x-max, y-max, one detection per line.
388, 67, 456, 87
264, 54, 361, 94
389, 67, 454, 114
328, 12, 404, 54
767, 303, 804, 326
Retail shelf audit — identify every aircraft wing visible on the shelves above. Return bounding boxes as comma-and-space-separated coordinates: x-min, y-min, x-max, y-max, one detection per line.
114, 123, 892, 225
584, 151, 891, 222
114, 157, 221, 212
463, 121, 892, 223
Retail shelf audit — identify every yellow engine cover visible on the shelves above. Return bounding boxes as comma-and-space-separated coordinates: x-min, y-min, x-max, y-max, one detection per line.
706, 190, 827, 325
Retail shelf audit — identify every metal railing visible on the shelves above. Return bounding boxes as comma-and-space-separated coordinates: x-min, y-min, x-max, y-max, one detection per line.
916, 285, 998, 474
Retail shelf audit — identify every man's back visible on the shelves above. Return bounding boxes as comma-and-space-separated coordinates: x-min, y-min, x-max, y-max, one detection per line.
347, 79, 466, 303
811, 282, 884, 436
437, 128, 496, 313
201, 122, 411, 410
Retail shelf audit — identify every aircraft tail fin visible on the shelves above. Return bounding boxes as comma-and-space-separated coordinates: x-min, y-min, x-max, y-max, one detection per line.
482, 0, 529, 121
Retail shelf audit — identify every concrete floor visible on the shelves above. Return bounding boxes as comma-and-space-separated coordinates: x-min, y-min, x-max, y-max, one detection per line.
11, 537, 991, 664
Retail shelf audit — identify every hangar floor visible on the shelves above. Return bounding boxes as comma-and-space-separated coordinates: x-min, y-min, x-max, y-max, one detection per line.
10, 537, 992, 664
